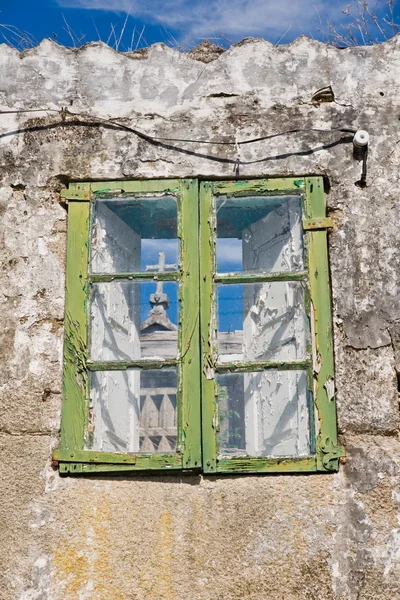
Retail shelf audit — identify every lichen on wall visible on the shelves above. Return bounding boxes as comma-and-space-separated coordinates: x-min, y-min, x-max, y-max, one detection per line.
1, 34, 400, 599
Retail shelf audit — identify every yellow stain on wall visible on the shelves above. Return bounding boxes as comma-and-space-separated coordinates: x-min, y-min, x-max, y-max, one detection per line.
139, 510, 176, 600
52, 491, 127, 600
52, 543, 90, 599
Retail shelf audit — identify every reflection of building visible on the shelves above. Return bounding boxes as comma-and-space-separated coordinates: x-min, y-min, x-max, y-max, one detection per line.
139, 369, 177, 453
217, 374, 246, 455
89, 202, 180, 455
217, 196, 309, 458
217, 330, 243, 358
140, 251, 178, 357
139, 254, 178, 453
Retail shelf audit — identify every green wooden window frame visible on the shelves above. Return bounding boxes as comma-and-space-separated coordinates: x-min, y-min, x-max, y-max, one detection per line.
53, 177, 344, 474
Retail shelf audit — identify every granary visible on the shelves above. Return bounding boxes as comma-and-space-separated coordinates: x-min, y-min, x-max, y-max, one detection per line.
1, 34, 400, 599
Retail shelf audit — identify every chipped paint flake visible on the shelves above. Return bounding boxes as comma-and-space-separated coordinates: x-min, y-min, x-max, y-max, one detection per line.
324, 377, 335, 402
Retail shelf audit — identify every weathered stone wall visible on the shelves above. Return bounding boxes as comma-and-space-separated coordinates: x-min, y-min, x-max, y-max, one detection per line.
1, 36, 400, 600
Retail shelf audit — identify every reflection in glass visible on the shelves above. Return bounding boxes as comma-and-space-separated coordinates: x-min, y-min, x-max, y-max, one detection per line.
217, 370, 310, 457
90, 196, 179, 274
216, 195, 304, 274
90, 281, 178, 361
217, 282, 308, 363
89, 369, 177, 454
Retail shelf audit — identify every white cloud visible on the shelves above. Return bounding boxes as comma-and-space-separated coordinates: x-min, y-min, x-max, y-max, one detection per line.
55, 0, 350, 42
141, 239, 178, 268
217, 239, 242, 266
141, 239, 178, 253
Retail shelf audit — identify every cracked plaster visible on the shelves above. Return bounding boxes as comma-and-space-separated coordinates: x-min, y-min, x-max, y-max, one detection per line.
1, 35, 400, 599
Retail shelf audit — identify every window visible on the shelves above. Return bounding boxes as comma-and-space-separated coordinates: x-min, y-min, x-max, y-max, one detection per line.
54, 177, 344, 474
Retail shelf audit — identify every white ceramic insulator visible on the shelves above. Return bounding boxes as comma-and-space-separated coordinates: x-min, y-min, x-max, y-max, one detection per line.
353, 130, 369, 148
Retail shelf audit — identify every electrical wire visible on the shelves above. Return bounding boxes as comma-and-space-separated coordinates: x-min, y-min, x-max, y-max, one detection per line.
0, 106, 366, 182
357, 145, 369, 187
0, 107, 357, 146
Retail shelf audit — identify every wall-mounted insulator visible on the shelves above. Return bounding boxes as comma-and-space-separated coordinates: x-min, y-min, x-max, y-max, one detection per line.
353, 130, 369, 148
353, 130, 369, 162
353, 130, 369, 187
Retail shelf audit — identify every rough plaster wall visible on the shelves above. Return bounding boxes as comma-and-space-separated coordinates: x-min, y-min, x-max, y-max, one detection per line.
1, 35, 400, 599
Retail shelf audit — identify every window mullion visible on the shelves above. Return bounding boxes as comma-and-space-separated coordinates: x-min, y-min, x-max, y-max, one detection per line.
305, 177, 344, 471
180, 179, 202, 469
60, 199, 90, 452
199, 182, 218, 474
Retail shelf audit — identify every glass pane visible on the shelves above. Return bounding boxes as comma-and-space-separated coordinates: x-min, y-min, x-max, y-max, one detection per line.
90, 281, 178, 361
217, 282, 308, 363
90, 196, 179, 274
216, 370, 310, 458
216, 195, 304, 274
88, 369, 177, 454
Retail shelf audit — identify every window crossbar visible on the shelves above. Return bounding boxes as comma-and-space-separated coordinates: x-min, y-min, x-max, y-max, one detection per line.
87, 360, 178, 371
88, 272, 181, 283
215, 361, 312, 373
214, 272, 308, 284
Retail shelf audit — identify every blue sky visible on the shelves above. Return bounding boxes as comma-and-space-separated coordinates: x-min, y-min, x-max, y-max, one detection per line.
1, 0, 399, 50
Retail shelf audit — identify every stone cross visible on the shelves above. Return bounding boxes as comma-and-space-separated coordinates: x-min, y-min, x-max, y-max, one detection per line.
145, 252, 177, 297
141, 251, 178, 332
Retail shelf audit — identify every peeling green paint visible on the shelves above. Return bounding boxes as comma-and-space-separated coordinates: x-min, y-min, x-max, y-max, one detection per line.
60, 201, 90, 451
305, 178, 344, 471
320, 437, 346, 471
89, 272, 181, 283
201, 177, 342, 474
212, 178, 303, 194
87, 360, 178, 371
216, 456, 317, 473
90, 179, 181, 194
53, 448, 136, 464
302, 217, 334, 230
199, 181, 218, 474
58, 177, 342, 474
216, 361, 312, 373
180, 179, 202, 469
57, 179, 202, 473
59, 454, 182, 472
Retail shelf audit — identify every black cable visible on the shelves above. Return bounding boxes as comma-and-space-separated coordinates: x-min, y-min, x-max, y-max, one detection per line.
0, 109, 60, 114
356, 145, 369, 187
0, 107, 357, 148
0, 120, 354, 169
0, 107, 361, 178
150, 126, 357, 145
362, 146, 368, 183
